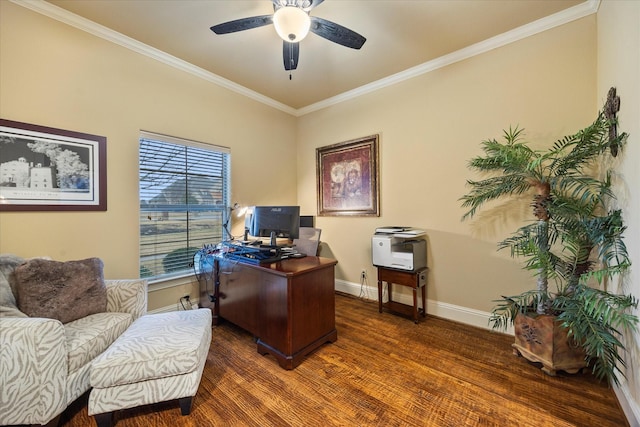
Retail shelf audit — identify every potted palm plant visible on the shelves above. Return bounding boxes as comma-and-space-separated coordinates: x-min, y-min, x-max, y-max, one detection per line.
460, 95, 637, 384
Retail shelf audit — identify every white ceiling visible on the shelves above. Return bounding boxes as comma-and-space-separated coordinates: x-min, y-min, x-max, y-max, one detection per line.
41, 0, 591, 113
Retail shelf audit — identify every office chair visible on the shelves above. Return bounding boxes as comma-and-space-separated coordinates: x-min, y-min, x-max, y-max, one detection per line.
293, 227, 322, 256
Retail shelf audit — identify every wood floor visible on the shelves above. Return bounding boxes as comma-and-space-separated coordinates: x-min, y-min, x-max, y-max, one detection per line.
60, 293, 628, 427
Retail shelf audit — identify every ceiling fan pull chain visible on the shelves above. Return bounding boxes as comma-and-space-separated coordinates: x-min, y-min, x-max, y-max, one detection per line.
288, 43, 294, 79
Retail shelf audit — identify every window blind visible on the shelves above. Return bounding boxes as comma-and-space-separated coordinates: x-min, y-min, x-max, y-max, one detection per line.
139, 132, 230, 281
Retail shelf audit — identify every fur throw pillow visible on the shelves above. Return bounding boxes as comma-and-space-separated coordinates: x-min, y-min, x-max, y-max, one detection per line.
11, 257, 107, 324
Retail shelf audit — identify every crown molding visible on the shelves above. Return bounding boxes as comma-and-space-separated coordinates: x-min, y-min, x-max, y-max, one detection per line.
11, 0, 298, 116
12, 0, 599, 118
297, 0, 601, 116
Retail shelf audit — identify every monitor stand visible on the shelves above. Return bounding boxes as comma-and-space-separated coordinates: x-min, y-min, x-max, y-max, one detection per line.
270, 231, 277, 247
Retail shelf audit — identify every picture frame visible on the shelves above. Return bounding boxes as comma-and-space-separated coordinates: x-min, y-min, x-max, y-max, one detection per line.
0, 119, 107, 211
316, 134, 379, 216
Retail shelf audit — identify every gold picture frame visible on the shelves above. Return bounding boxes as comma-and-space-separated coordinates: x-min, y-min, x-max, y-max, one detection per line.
316, 134, 379, 216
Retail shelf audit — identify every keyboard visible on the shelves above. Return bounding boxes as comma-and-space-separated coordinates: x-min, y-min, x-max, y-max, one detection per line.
225, 251, 286, 265
221, 241, 308, 265
222, 242, 286, 265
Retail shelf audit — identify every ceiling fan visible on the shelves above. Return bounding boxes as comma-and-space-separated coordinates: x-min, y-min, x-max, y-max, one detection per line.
210, 0, 366, 72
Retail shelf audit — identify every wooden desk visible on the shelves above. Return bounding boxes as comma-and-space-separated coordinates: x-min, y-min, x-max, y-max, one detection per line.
377, 266, 428, 323
200, 256, 338, 369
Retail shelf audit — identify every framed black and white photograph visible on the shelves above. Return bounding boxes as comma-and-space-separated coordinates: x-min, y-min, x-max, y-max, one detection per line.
316, 134, 380, 217
0, 119, 107, 211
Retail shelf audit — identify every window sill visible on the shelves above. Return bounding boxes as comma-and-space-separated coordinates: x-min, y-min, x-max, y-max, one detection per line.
147, 273, 196, 292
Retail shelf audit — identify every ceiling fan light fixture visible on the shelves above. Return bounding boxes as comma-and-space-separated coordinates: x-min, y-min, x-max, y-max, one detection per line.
273, 6, 311, 42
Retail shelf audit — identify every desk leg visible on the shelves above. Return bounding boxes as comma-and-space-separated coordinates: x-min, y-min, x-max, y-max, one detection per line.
421, 285, 427, 318
378, 280, 383, 313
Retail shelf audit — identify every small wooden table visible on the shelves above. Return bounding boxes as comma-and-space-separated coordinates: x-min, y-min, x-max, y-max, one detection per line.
377, 266, 428, 323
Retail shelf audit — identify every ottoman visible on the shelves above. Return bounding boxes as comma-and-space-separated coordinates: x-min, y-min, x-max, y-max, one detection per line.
88, 309, 212, 427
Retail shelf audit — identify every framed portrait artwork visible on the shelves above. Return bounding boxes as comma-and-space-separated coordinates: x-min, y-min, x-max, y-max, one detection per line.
0, 119, 107, 211
316, 134, 379, 216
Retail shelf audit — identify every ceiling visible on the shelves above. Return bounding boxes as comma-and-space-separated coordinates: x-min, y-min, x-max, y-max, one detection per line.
43, 0, 590, 112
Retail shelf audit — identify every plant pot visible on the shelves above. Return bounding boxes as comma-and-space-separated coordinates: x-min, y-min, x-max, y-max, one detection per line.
512, 312, 587, 376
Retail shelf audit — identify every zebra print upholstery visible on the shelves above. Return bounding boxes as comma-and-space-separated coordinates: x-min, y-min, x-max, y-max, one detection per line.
0, 270, 148, 426
88, 309, 212, 420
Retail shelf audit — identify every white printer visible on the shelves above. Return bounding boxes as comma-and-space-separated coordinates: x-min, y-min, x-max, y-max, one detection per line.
372, 227, 427, 271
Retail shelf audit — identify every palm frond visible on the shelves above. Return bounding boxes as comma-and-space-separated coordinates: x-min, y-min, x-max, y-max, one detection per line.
460, 174, 531, 220
581, 263, 631, 286
550, 174, 612, 211
469, 133, 537, 174
549, 112, 612, 175
554, 285, 638, 384
589, 209, 630, 268
469, 127, 533, 172
490, 290, 549, 331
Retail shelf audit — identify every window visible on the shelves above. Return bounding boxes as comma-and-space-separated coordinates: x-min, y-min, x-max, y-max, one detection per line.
139, 131, 230, 281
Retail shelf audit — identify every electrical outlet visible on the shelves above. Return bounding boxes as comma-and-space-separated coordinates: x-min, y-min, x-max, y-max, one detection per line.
361, 270, 366, 280
179, 295, 191, 310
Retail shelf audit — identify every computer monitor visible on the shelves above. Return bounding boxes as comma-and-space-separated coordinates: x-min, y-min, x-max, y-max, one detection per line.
245, 206, 300, 246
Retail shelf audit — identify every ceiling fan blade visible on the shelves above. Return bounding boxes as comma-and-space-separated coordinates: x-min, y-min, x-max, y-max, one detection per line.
310, 16, 366, 49
283, 41, 299, 71
211, 15, 273, 35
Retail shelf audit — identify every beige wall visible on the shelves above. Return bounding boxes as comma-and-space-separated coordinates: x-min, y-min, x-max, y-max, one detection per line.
598, 0, 640, 423
297, 16, 597, 313
0, 2, 599, 314
2, 0, 639, 423
0, 2, 297, 310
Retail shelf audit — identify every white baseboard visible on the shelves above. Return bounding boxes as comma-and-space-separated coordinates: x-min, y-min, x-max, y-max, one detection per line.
152, 281, 502, 331
335, 278, 514, 335
147, 300, 200, 315
614, 383, 640, 427
154, 280, 506, 332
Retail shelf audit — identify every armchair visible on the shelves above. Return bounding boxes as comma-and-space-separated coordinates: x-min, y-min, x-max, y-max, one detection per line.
0, 257, 147, 427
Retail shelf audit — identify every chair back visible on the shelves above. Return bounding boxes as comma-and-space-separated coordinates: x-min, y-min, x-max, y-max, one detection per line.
293, 227, 322, 256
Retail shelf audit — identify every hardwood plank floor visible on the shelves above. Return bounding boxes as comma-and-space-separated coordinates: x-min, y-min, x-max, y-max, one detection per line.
60, 293, 627, 426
